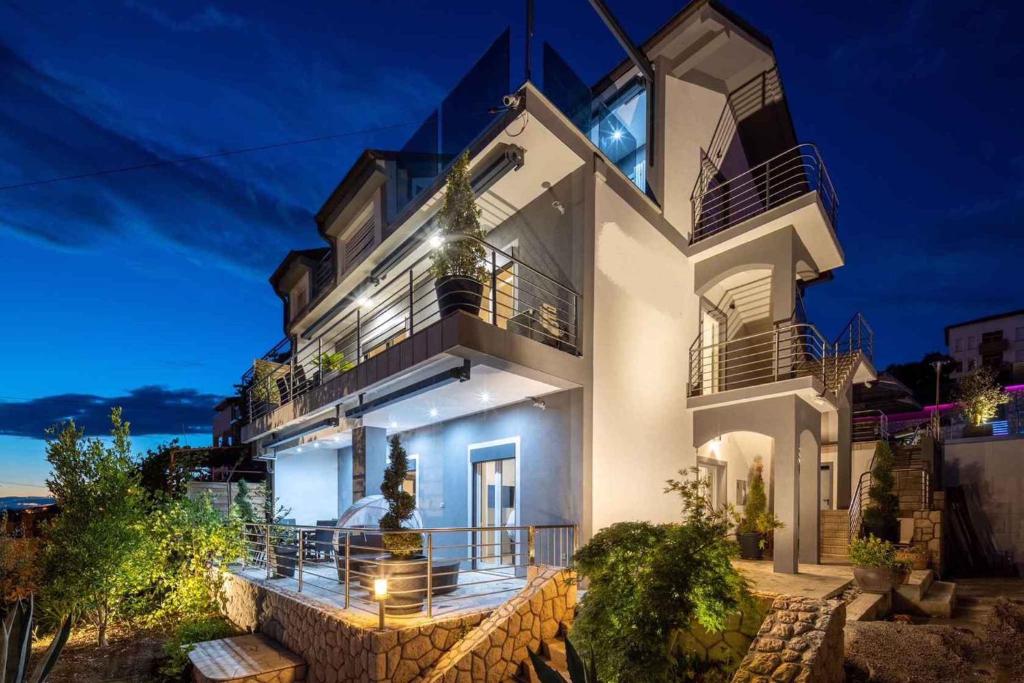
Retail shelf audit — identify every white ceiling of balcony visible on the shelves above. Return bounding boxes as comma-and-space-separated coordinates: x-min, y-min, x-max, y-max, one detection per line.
271, 364, 563, 458
414, 116, 585, 232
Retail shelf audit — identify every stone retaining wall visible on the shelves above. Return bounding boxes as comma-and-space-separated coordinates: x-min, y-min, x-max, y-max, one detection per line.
911, 492, 944, 572
421, 567, 576, 683
221, 572, 487, 683
732, 596, 845, 683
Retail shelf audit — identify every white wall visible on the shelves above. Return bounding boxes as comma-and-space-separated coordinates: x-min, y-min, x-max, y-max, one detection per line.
589, 178, 696, 530
274, 448, 340, 525
698, 431, 773, 511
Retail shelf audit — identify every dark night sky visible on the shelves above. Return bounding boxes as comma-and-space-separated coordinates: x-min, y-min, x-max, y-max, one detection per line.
1, 0, 1021, 492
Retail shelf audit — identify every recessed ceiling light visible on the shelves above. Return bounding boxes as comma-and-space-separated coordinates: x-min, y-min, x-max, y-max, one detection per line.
389, 420, 398, 428
429, 407, 439, 418
479, 391, 491, 403
358, 296, 373, 308
296, 447, 303, 453
611, 129, 623, 142
429, 233, 443, 248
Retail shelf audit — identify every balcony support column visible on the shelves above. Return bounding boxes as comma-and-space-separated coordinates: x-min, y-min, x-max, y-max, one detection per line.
835, 383, 853, 509
352, 425, 388, 501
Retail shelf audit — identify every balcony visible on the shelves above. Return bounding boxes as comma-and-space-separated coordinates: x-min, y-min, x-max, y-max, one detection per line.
241, 236, 580, 429
690, 143, 838, 245
687, 314, 874, 406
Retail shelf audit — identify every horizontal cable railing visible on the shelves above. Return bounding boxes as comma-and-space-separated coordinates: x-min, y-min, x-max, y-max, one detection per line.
691, 144, 838, 244
238, 522, 576, 622
687, 322, 830, 397
243, 236, 580, 423
853, 409, 889, 443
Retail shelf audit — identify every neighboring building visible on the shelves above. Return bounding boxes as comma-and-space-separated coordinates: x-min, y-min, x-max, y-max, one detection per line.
233, 0, 876, 574
214, 396, 245, 447
945, 309, 1024, 379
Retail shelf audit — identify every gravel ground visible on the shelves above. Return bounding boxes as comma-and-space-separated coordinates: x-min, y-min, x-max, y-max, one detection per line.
844, 598, 1024, 682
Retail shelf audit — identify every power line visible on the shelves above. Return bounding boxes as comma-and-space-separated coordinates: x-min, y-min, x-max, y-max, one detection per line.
0, 120, 419, 192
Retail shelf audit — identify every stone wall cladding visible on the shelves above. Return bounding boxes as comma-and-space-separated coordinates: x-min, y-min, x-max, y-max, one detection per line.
732, 596, 845, 683
220, 572, 487, 683
421, 566, 576, 683
911, 509, 943, 571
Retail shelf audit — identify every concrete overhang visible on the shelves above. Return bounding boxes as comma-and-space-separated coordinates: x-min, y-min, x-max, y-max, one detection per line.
687, 376, 837, 414
242, 312, 584, 444
688, 192, 844, 274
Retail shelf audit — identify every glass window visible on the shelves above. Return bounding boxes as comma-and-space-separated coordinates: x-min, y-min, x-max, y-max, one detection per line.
590, 83, 648, 191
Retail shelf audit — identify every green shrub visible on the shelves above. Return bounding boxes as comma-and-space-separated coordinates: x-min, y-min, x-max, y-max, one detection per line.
862, 441, 899, 535
571, 468, 747, 681
159, 616, 238, 680
430, 152, 487, 282
379, 435, 421, 558
849, 535, 907, 571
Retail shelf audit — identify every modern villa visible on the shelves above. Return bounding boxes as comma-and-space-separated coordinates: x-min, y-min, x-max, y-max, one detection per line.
234, 0, 878, 588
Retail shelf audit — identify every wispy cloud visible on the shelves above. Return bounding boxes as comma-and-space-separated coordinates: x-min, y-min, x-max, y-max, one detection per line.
0, 41, 312, 277
124, 2, 247, 33
0, 386, 224, 439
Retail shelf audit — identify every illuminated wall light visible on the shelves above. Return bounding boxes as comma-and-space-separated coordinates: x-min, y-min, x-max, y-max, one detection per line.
358, 296, 373, 308
429, 233, 444, 248
709, 438, 722, 457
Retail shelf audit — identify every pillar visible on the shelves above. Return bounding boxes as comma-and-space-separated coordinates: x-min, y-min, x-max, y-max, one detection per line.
772, 420, 799, 574
835, 384, 853, 509
798, 429, 821, 565
351, 426, 388, 500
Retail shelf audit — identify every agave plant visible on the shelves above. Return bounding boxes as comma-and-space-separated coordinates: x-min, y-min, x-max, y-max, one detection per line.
528, 637, 600, 683
1, 596, 72, 683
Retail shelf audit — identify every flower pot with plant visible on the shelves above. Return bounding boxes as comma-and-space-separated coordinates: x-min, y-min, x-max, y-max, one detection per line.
735, 457, 782, 560
896, 544, 929, 570
850, 535, 909, 593
861, 441, 900, 543
251, 359, 282, 408
431, 152, 487, 319
315, 350, 354, 381
261, 484, 297, 578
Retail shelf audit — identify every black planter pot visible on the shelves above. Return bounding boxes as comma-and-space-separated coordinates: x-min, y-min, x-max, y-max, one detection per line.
963, 424, 993, 438
271, 544, 298, 578
737, 532, 764, 560
435, 276, 484, 318
861, 519, 899, 544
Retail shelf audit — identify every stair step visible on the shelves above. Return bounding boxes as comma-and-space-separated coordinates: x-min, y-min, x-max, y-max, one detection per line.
847, 592, 888, 621
895, 570, 935, 602
919, 581, 957, 618
190, 635, 306, 683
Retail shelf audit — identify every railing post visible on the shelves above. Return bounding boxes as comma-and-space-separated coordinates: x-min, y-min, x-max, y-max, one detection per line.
490, 250, 498, 326
426, 532, 433, 618
528, 526, 536, 567
772, 326, 779, 381
344, 532, 351, 609
408, 269, 415, 335
356, 309, 362, 361
297, 531, 304, 592
265, 524, 273, 580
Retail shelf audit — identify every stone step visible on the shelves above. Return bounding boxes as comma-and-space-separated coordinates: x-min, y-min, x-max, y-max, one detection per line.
847, 592, 889, 621
919, 581, 957, 618
895, 570, 935, 603
189, 634, 306, 683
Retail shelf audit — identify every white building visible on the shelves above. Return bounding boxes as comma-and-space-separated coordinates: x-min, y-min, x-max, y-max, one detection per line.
946, 309, 1024, 378
236, 0, 876, 575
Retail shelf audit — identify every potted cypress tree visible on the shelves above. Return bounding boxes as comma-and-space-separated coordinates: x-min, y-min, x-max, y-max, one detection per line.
861, 441, 900, 543
431, 152, 487, 318
374, 435, 426, 613
735, 457, 781, 560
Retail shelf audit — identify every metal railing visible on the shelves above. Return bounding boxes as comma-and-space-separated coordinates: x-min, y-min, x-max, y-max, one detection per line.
238, 522, 576, 623
694, 67, 785, 202
688, 321, 830, 397
691, 144, 838, 244
832, 312, 874, 365
853, 409, 889, 443
243, 235, 580, 422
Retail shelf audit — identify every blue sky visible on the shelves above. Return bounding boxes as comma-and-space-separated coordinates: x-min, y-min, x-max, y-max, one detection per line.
1, 0, 1021, 495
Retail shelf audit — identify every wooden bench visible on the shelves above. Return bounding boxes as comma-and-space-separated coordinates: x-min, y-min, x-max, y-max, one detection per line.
189, 634, 306, 683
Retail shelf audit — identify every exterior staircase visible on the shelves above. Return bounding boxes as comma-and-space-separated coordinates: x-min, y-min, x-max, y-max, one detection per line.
893, 569, 957, 618
517, 630, 570, 682
820, 509, 851, 563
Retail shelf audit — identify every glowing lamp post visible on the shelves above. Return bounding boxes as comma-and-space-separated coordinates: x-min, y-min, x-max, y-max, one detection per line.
373, 577, 389, 630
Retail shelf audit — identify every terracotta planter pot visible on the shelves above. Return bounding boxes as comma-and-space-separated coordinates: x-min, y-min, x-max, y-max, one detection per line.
435, 276, 484, 318
853, 566, 898, 593
737, 532, 764, 560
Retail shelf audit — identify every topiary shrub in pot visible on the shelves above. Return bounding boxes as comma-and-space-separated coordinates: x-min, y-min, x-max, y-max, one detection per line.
861, 441, 900, 542
735, 457, 782, 560
850, 535, 909, 593
431, 151, 487, 318
375, 435, 426, 614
